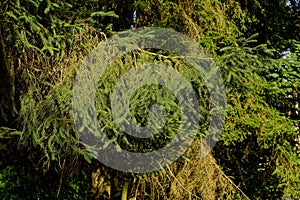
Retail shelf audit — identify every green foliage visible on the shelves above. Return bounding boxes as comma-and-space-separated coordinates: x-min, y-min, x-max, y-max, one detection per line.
0, 161, 34, 199
16, 26, 104, 170
261, 40, 300, 120
0, 0, 118, 126
0, 0, 118, 58
0, 158, 91, 199
0, 0, 299, 199
214, 35, 300, 199
93, 51, 210, 153
135, 0, 242, 53
234, 0, 300, 53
